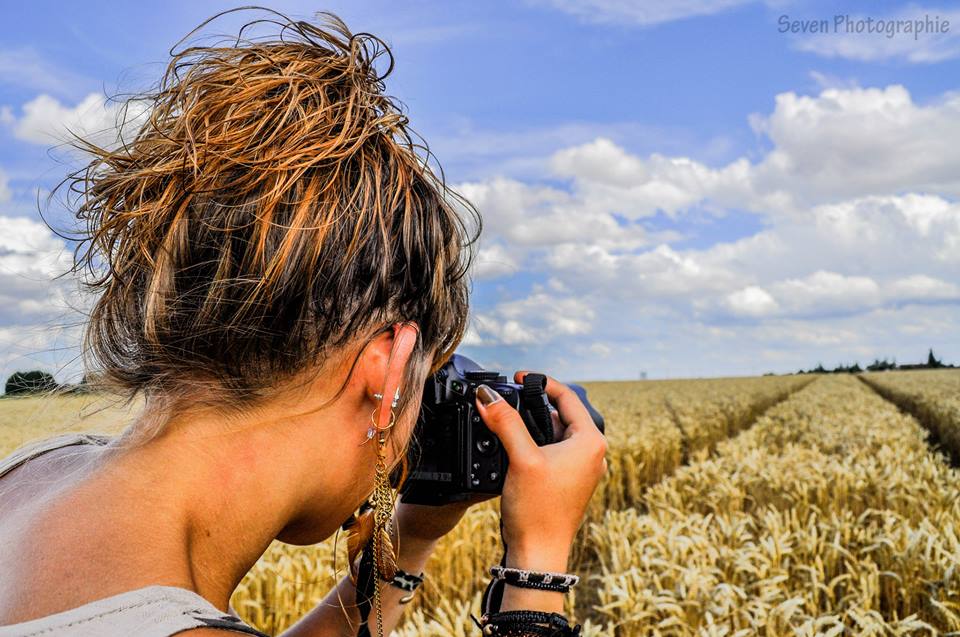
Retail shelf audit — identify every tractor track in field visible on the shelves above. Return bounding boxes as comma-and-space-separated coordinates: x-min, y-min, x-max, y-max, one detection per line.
857, 374, 960, 468
662, 375, 819, 473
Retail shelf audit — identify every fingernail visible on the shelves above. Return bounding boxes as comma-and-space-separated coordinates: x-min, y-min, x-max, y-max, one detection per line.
476, 384, 501, 406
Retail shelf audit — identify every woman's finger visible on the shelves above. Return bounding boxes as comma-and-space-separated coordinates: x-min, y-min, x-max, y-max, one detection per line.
550, 409, 563, 441
474, 384, 539, 462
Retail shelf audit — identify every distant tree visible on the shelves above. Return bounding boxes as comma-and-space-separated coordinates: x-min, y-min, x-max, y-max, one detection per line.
5, 370, 59, 396
866, 358, 896, 372
927, 349, 944, 368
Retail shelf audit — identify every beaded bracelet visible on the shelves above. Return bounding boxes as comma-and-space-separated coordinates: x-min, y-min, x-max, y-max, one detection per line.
489, 566, 580, 593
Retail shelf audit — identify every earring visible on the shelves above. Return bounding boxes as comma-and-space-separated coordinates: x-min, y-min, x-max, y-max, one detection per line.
373, 388, 400, 407
364, 389, 398, 443
367, 392, 399, 637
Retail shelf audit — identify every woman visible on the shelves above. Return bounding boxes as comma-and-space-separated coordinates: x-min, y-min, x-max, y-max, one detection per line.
0, 8, 607, 637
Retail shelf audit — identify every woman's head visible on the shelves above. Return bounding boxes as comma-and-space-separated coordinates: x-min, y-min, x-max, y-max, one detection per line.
55, 7, 480, 434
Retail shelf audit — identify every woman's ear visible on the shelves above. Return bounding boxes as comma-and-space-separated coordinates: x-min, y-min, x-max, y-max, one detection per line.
373, 322, 419, 429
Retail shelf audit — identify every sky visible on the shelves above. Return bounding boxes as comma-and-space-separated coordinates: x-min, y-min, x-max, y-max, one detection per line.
0, 0, 958, 384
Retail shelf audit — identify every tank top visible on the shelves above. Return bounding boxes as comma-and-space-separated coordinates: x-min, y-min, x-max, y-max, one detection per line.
0, 432, 271, 637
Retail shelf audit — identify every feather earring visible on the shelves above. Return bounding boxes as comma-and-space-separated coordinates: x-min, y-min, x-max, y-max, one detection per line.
358, 389, 401, 637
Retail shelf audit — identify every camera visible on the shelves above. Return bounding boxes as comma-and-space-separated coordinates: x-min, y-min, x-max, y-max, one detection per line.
400, 353, 606, 506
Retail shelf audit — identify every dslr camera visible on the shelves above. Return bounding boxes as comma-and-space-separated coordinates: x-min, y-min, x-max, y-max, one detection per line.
400, 353, 605, 506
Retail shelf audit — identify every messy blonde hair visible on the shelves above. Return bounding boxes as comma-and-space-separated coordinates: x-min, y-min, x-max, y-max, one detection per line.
52, 7, 480, 429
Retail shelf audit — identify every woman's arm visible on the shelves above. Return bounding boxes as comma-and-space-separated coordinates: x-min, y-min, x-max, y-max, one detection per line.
278, 499, 475, 637
279, 528, 438, 637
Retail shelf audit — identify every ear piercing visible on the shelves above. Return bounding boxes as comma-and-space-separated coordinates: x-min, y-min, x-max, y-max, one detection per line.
373, 388, 400, 408
364, 388, 401, 444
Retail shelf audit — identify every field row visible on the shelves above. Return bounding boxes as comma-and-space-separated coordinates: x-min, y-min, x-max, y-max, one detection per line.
859, 369, 960, 464
588, 375, 960, 635
580, 375, 812, 513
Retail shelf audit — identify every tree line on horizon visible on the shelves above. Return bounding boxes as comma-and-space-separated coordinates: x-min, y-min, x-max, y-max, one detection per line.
793, 348, 955, 375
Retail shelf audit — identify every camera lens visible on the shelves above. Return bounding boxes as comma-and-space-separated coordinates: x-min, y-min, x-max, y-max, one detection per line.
475, 434, 499, 457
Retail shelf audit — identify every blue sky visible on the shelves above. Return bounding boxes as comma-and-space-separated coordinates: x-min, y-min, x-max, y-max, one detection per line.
0, 0, 958, 383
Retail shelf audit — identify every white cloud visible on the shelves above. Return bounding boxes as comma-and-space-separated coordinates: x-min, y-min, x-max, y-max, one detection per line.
473, 243, 520, 280
791, 8, 960, 63
770, 271, 881, 316
8, 92, 149, 151
457, 82, 960, 263
0, 215, 76, 315
807, 70, 860, 92
530, 192, 960, 323
457, 177, 647, 256
726, 286, 779, 317
489, 85, 960, 224
458, 103, 960, 371
470, 287, 596, 346
589, 342, 611, 357
529, 0, 761, 26
550, 138, 760, 218
887, 274, 960, 300
748, 85, 960, 205
0, 213, 87, 384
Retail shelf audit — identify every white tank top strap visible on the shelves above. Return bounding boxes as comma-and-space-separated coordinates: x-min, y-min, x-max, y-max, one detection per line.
0, 432, 115, 480
0, 584, 270, 636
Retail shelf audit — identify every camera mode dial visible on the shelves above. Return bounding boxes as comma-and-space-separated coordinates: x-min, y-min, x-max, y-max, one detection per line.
464, 370, 502, 383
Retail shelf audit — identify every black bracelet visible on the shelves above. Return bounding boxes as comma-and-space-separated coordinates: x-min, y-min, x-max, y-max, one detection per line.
389, 569, 424, 604
502, 579, 572, 593
474, 610, 582, 637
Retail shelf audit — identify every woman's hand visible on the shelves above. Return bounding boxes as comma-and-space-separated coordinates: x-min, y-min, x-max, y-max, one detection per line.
474, 372, 607, 574
394, 494, 492, 545
393, 495, 493, 574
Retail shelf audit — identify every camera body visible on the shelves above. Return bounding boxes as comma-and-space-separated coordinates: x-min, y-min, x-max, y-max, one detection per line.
400, 353, 605, 506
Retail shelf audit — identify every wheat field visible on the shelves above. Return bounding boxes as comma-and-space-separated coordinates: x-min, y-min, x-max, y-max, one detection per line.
1, 371, 958, 636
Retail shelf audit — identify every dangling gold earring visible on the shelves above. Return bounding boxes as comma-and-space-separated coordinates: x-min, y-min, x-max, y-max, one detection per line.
366, 388, 399, 637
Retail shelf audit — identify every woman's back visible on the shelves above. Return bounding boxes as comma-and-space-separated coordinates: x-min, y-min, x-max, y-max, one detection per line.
0, 434, 268, 637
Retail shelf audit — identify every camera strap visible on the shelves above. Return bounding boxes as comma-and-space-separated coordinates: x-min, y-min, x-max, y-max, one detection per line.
480, 517, 509, 615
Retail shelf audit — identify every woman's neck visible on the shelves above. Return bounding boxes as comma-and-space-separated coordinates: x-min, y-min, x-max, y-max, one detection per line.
109, 391, 375, 611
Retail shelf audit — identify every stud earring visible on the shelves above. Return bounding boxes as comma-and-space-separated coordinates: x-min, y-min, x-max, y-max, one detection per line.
373, 388, 400, 407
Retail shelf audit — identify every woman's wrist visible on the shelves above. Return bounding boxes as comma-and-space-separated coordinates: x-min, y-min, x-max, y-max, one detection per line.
498, 542, 574, 615
394, 533, 437, 574
505, 540, 572, 573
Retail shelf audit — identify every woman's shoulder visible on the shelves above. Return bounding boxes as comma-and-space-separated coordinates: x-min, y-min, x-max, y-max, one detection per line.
0, 431, 114, 480
0, 585, 269, 637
